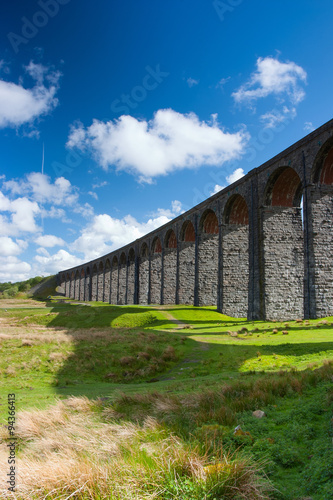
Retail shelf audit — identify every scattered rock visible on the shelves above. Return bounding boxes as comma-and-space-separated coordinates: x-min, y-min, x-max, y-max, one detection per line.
147, 377, 159, 383
252, 410, 266, 418
282, 330, 289, 335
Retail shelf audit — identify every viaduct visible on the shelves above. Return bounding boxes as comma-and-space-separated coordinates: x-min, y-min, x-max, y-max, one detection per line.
58, 119, 333, 320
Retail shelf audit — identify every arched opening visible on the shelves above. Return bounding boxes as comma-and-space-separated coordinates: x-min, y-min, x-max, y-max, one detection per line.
310, 141, 333, 317
127, 248, 136, 305
118, 253, 127, 305
80, 269, 85, 301
139, 242, 149, 304
85, 267, 91, 301
111, 256, 118, 304
97, 261, 104, 302
104, 259, 111, 303
91, 264, 98, 301
222, 195, 249, 317
150, 237, 162, 304
75, 270, 80, 300
262, 167, 304, 319
163, 229, 177, 304
198, 209, 219, 306
179, 220, 196, 305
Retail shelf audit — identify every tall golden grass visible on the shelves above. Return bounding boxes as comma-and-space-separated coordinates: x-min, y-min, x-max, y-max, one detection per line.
0, 397, 270, 500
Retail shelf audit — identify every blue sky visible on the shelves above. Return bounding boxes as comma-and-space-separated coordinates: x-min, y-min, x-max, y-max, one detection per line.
0, 0, 333, 281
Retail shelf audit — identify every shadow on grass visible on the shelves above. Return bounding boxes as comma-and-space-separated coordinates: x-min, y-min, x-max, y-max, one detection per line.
20, 299, 333, 400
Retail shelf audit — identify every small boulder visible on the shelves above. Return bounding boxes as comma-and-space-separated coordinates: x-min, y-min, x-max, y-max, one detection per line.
252, 410, 266, 419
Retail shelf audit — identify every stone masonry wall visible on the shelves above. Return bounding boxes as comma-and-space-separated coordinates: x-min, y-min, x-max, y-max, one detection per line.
91, 273, 97, 301
262, 207, 304, 319
98, 272, 104, 301
118, 265, 127, 304
104, 269, 111, 303
139, 257, 149, 304
198, 233, 218, 306
111, 267, 118, 304
178, 242, 195, 304
80, 276, 85, 301
222, 224, 249, 317
75, 278, 80, 300
85, 275, 90, 301
150, 254, 162, 303
127, 261, 136, 304
311, 189, 333, 317
163, 249, 177, 304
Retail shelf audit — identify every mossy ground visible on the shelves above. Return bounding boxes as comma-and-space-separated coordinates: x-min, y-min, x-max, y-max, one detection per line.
0, 299, 332, 499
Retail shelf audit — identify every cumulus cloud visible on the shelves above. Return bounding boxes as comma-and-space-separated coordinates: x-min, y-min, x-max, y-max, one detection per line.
34, 249, 83, 275
304, 121, 315, 132
226, 167, 245, 184
210, 184, 226, 196
0, 237, 27, 256
0, 192, 40, 236
35, 235, 65, 248
0, 62, 60, 129
3, 172, 79, 206
232, 56, 307, 106
0, 256, 32, 282
71, 201, 185, 261
67, 109, 248, 182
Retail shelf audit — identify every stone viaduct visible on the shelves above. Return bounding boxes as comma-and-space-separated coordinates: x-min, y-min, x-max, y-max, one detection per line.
58, 119, 333, 320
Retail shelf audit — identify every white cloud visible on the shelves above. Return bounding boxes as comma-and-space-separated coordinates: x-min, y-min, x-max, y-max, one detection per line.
88, 191, 98, 200
35, 235, 65, 248
260, 106, 296, 129
3, 173, 79, 207
226, 167, 245, 184
216, 77, 230, 89
232, 56, 307, 106
0, 192, 40, 236
0, 237, 27, 256
304, 121, 315, 132
210, 184, 226, 196
0, 256, 32, 282
34, 249, 83, 275
0, 62, 60, 129
73, 202, 94, 219
71, 201, 185, 261
67, 109, 248, 182
187, 77, 199, 87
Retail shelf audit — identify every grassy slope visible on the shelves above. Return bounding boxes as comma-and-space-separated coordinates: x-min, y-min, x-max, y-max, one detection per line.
0, 300, 333, 499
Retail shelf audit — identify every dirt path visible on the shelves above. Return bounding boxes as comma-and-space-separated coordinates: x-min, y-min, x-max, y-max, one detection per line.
153, 307, 210, 381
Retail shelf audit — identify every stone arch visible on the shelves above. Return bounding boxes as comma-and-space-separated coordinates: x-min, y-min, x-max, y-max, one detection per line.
118, 252, 127, 304
85, 267, 91, 301
222, 195, 249, 317
179, 220, 196, 304
104, 259, 111, 303
65, 272, 70, 297
97, 261, 104, 302
150, 236, 162, 304
139, 242, 149, 304
91, 264, 98, 301
264, 166, 303, 207
262, 167, 304, 319
309, 139, 333, 317
127, 248, 136, 305
312, 138, 333, 185
75, 270, 80, 300
80, 268, 85, 301
163, 229, 177, 304
198, 209, 219, 306
110, 256, 118, 304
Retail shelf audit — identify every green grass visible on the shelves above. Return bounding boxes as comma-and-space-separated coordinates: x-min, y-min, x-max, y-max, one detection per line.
1, 299, 333, 499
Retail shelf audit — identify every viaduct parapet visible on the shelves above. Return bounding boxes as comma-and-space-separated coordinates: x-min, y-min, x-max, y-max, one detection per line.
58, 119, 333, 320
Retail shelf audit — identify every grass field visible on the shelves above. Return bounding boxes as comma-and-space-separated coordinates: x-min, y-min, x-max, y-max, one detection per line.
0, 299, 332, 499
